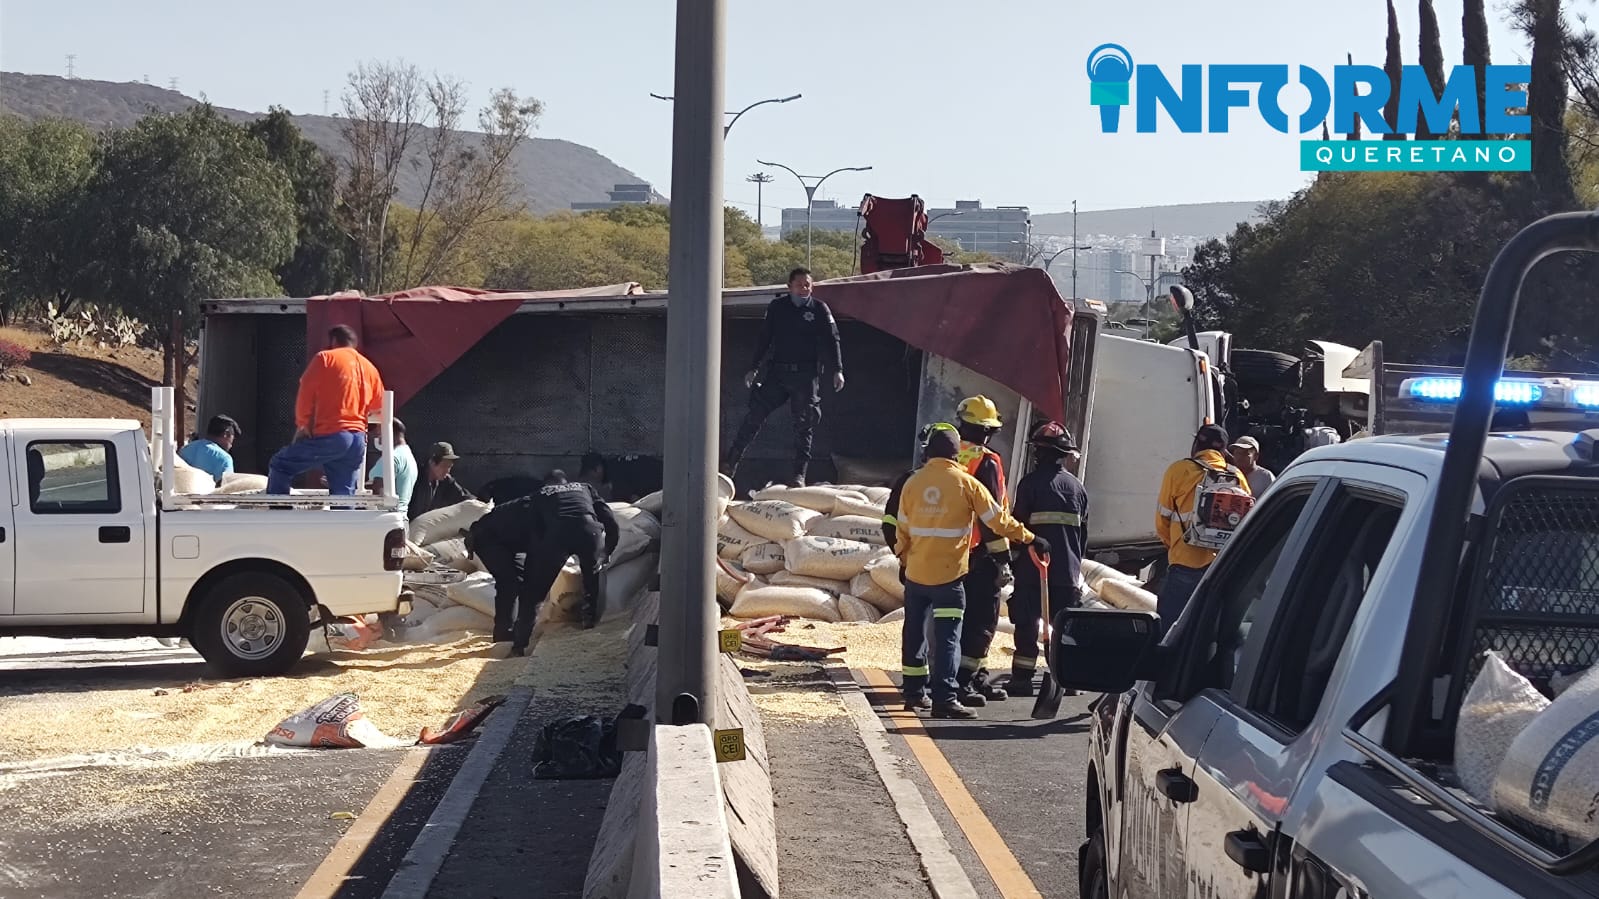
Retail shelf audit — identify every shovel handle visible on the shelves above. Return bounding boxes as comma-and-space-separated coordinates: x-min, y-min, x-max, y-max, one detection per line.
1029, 545, 1050, 572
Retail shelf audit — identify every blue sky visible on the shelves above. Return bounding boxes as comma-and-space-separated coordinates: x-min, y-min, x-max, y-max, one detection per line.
0, 0, 1529, 215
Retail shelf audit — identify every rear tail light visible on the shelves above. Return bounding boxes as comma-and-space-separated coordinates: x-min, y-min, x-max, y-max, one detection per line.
384, 528, 406, 571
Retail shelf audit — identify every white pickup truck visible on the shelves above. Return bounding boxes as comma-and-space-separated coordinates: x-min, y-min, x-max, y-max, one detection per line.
0, 388, 409, 676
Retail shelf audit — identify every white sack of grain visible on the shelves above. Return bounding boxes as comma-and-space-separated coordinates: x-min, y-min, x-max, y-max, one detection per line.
769, 571, 850, 595
401, 598, 440, 627
426, 537, 470, 565
1455, 651, 1549, 807
265, 693, 405, 749
410, 499, 492, 546
172, 463, 216, 495
715, 558, 755, 607
866, 556, 906, 602
850, 570, 902, 612
838, 595, 882, 623
216, 472, 270, 495
419, 605, 496, 638
717, 515, 765, 559
752, 484, 868, 514
1099, 579, 1157, 614
729, 584, 840, 623
863, 486, 893, 505
611, 504, 662, 540
600, 553, 657, 620
879, 607, 906, 624
740, 543, 786, 575
446, 571, 499, 619
1493, 663, 1599, 844
401, 541, 436, 572
543, 561, 586, 622
635, 490, 664, 515
808, 514, 889, 546
408, 582, 451, 611
833, 493, 888, 519
729, 499, 822, 541
612, 524, 652, 567
783, 536, 883, 580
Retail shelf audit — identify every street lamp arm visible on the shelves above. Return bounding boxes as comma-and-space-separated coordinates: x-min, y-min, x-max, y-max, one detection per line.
757, 159, 806, 186
649, 92, 674, 102
812, 165, 873, 196
725, 94, 799, 135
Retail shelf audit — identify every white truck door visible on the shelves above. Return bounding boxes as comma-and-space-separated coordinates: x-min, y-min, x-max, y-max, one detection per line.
13, 432, 148, 616
0, 431, 14, 614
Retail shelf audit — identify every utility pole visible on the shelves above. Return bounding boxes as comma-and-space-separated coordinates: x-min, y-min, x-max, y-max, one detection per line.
65, 55, 76, 79
747, 172, 774, 229
657, 0, 725, 727
169, 77, 179, 91
323, 90, 331, 116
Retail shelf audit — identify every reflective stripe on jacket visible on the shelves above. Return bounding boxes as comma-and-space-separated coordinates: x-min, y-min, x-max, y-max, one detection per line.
1155, 448, 1251, 569
894, 458, 1034, 586
957, 442, 1011, 556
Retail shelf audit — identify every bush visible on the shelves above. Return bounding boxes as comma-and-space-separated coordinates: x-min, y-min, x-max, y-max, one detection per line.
0, 339, 32, 372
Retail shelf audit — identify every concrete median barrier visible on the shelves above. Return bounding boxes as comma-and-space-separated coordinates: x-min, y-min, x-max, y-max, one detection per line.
625, 724, 738, 899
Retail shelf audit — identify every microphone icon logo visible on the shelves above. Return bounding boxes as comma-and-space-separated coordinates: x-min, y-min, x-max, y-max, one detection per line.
1087, 44, 1134, 132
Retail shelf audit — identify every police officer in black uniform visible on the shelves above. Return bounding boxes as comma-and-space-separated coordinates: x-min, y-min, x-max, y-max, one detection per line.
722, 267, 845, 487
1006, 421, 1089, 696
468, 495, 541, 646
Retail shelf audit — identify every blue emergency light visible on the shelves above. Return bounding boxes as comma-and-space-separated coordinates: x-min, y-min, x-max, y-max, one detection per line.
1403, 377, 1543, 404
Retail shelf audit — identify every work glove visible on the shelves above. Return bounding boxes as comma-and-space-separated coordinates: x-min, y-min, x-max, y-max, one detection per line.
1031, 535, 1052, 558
994, 562, 1015, 590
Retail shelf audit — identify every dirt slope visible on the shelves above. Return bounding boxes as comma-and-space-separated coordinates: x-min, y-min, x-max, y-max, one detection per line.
0, 326, 197, 428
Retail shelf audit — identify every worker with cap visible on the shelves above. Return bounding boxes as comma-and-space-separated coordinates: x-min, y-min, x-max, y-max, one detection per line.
952, 395, 1015, 706
895, 422, 1048, 719
721, 267, 845, 488
1226, 434, 1275, 497
412, 441, 474, 520
1006, 421, 1088, 696
881, 424, 937, 551
1155, 423, 1253, 631
179, 414, 242, 486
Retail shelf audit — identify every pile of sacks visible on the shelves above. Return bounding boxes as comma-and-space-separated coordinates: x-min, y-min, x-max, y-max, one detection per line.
167, 451, 272, 496
397, 498, 663, 641
714, 484, 905, 624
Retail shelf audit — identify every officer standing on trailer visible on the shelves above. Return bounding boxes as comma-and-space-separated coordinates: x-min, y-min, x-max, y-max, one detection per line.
721, 267, 845, 488
1006, 421, 1088, 697
512, 470, 620, 654
953, 395, 1015, 706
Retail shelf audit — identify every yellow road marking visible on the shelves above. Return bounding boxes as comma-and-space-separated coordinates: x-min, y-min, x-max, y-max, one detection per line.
859, 667, 1045, 899
295, 746, 431, 899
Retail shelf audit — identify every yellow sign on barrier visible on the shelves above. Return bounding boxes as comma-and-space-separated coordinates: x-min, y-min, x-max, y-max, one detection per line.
714, 728, 746, 763
718, 628, 742, 653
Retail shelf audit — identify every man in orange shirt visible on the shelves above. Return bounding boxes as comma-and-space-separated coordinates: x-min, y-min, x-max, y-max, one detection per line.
266, 325, 385, 496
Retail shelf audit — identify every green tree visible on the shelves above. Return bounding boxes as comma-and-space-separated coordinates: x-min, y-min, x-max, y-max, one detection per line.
0, 116, 96, 322
1515, 0, 1575, 201
247, 108, 351, 296
1418, 0, 1448, 139
1463, 0, 1492, 131
1384, 0, 1407, 139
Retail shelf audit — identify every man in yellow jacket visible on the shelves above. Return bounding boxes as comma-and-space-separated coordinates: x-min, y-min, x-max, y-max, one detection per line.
1155, 424, 1252, 631
895, 423, 1050, 719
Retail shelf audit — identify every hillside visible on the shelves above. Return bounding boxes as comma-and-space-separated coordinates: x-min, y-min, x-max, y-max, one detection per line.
0, 72, 656, 215
1032, 201, 1268, 239
0, 326, 197, 430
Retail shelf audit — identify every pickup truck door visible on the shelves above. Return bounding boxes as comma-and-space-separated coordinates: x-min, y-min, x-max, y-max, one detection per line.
1113, 480, 1322, 896
0, 431, 14, 614
12, 433, 148, 616
1184, 474, 1410, 897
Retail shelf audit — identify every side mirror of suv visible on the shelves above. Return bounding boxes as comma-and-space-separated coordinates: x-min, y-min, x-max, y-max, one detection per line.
1050, 608, 1163, 693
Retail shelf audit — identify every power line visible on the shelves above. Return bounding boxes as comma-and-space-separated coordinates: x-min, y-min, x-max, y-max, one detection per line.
65, 54, 76, 79
169, 77, 179, 91
323, 90, 330, 116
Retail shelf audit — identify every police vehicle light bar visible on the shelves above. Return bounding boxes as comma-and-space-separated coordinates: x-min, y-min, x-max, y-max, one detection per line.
1398, 375, 1599, 409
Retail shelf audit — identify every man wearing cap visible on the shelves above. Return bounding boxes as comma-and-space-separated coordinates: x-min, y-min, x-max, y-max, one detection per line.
1006, 421, 1088, 696
1227, 435, 1276, 497
413, 441, 475, 520
1155, 423, 1253, 630
368, 419, 418, 517
179, 414, 242, 486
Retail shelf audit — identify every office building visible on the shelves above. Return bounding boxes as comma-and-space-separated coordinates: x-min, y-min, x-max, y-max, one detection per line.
571, 183, 660, 211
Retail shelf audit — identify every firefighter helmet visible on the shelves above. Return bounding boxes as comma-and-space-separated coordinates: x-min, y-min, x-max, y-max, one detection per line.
1028, 420, 1077, 453
956, 395, 1003, 428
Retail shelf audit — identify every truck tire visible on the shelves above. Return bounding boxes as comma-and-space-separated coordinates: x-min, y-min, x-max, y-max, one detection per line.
1078, 829, 1109, 899
190, 572, 312, 677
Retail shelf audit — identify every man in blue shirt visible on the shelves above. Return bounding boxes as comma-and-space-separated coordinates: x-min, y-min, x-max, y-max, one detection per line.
178, 415, 241, 486
369, 418, 418, 516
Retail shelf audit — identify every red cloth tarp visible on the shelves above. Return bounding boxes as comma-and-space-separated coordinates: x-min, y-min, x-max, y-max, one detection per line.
815, 264, 1073, 422
305, 284, 642, 408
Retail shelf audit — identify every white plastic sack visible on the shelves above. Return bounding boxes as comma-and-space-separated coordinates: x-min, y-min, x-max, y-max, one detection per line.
752, 485, 868, 514
1456, 651, 1550, 806
783, 536, 884, 580
833, 494, 887, 519
769, 571, 850, 595
217, 472, 269, 495
601, 553, 657, 620
173, 465, 216, 495
611, 504, 662, 540
729, 500, 822, 542
808, 514, 888, 546
1494, 663, 1599, 844
543, 561, 586, 622
878, 607, 906, 624
850, 569, 902, 612
740, 543, 786, 576
729, 584, 840, 623
446, 571, 499, 620
717, 515, 765, 560
265, 693, 405, 749
426, 537, 470, 565
866, 556, 906, 603
417, 605, 496, 639
838, 595, 882, 623
715, 558, 755, 606
410, 499, 492, 546
635, 490, 664, 515
862, 486, 893, 505
401, 541, 435, 572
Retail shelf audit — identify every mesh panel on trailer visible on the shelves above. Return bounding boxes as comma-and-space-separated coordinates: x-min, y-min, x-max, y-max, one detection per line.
1465, 480, 1599, 694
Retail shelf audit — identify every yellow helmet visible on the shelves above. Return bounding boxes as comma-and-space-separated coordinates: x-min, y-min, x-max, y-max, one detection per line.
956, 395, 1003, 429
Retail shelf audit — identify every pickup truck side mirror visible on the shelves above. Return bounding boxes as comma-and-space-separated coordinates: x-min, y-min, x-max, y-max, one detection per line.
1050, 608, 1164, 693
1169, 284, 1195, 313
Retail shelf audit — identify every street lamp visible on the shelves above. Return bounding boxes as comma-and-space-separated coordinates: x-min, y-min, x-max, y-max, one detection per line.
1114, 269, 1159, 339
1046, 243, 1093, 300
927, 210, 966, 226
758, 159, 873, 267
651, 92, 801, 138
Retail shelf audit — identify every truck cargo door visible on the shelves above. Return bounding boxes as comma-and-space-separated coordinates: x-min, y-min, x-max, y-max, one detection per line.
12, 434, 147, 617
0, 431, 14, 614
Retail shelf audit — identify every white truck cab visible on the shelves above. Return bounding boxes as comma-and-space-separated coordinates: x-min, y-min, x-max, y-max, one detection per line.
0, 390, 410, 676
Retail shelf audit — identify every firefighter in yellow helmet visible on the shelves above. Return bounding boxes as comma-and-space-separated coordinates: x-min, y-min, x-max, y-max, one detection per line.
952, 395, 1014, 705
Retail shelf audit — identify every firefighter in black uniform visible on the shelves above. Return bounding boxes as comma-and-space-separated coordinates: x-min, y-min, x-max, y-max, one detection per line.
1006, 421, 1088, 696
722, 267, 845, 487
955, 397, 1015, 706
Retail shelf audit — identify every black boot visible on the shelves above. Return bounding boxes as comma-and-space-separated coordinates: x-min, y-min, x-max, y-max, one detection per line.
956, 670, 988, 708
973, 669, 1009, 702
580, 602, 598, 630
904, 695, 932, 712
1007, 667, 1037, 697
932, 701, 977, 720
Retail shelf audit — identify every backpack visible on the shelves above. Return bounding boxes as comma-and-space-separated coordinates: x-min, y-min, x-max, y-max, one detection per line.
1182, 459, 1255, 551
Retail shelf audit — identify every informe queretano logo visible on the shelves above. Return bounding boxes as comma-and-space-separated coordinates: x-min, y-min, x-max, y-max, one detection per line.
1086, 43, 1533, 172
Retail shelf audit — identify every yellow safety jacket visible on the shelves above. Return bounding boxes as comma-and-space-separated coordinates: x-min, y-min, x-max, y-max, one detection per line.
1156, 448, 1253, 569
957, 441, 1012, 556
894, 458, 1035, 586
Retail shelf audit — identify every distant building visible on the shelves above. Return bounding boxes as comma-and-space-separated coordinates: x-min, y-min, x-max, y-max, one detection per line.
779, 200, 858, 239
778, 198, 1032, 261
571, 183, 659, 211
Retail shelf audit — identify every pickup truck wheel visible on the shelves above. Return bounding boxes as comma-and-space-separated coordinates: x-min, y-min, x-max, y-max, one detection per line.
190, 573, 311, 677
1078, 829, 1109, 899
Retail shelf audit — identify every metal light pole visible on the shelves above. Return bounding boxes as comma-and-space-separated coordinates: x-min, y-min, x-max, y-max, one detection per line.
757, 160, 873, 267
747, 172, 774, 229
651, 91, 801, 138
1046, 242, 1092, 298
657, 0, 725, 727
1114, 269, 1157, 339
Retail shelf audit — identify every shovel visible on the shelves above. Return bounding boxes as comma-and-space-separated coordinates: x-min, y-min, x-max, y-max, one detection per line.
1030, 546, 1063, 719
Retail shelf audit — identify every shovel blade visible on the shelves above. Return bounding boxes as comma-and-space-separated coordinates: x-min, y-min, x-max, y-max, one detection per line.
1031, 671, 1064, 719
